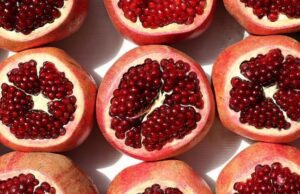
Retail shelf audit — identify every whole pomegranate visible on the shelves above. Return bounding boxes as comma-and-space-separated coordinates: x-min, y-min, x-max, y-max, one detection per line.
0, 47, 96, 152
97, 45, 215, 161
0, 0, 89, 51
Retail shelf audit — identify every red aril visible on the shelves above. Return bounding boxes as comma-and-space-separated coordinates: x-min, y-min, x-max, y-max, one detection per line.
0, 151, 98, 193
0, 47, 96, 152
213, 35, 300, 143
104, 0, 217, 44
96, 45, 215, 161
108, 160, 212, 194
0, 0, 89, 51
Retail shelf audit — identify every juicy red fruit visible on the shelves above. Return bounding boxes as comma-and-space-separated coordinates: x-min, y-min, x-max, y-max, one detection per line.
138, 184, 183, 194
0, 0, 64, 35
240, 0, 300, 22
229, 49, 300, 130
109, 58, 203, 151
0, 60, 77, 140
118, 0, 207, 28
233, 162, 300, 194
0, 173, 56, 194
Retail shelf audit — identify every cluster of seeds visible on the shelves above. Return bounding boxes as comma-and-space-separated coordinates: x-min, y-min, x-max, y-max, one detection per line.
240, 0, 300, 22
229, 49, 300, 130
118, 0, 207, 28
0, 173, 56, 194
138, 184, 183, 194
0, 0, 65, 34
0, 60, 76, 140
109, 58, 203, 151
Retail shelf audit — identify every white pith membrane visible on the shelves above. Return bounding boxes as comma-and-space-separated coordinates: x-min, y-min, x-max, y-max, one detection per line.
110, 0, 214, 35
224, 46, 300, 136
226, 158, 300, 192
237, 1, 300, 29
125, 180, 194, 194
103, 53, 211, 157
0, 170, 63, 193
0, 0, 73, 42
0, 52, 84, 147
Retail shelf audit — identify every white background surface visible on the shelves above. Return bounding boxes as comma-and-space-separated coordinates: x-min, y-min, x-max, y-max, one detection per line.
0, 1, 299, 193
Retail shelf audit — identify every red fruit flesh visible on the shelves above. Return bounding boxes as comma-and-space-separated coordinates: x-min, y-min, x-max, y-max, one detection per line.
0, 0, 89, 51
104, 0, 216, 44
0, 152, 98, 194
97, 45, 215, 161
107, 160, 212, 194
0, 47, 96, 152
213, 35, 300, 143
223, 0, 300, 35
216, 143, 300, 194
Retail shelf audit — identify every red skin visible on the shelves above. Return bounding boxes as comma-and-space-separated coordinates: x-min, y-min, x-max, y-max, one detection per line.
223, 0, 300, 35
0, 47, 97, 152
213, 35, 300, 143
96, 45, 215, 161
216, 143, 300, 194
107, 160, 212, 194
0, 151, 98, 193
0, 0, 89, 52
104, 0, 217, 45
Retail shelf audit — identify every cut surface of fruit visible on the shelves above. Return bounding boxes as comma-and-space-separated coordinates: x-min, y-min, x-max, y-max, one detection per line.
0, 151, 98, 194
224, 0, 300, 35
0, 0, 89, 51
107, 160, 212, 194
97, 45, 215, 161
0, 47, 96, 152
213, 35, 300, 143
216, 143, 300, 194
104, 0, 216, 44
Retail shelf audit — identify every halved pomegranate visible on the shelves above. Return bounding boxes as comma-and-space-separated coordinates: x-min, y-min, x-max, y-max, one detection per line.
107, 160, 212, 194
213, 35, 300, 143
96, 45, 215, 161
216, 143, 300, 194
224, 0, 300, 35
0, 0, 89, 51
104, 0, 217, 45
0, 47, 96, 152
0, 151, 98, 193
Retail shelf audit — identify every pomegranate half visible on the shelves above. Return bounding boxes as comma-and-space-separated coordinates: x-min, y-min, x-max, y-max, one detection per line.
97, 45, 215, 161
224, 0, 300, 35
0, 151, 98, 193
104, 0, 216, 45
0, 47, 96, 152
0, 0, 89, 52
213, 35, 300, 143
216, 143, 300, 194
107, 160, 212, 194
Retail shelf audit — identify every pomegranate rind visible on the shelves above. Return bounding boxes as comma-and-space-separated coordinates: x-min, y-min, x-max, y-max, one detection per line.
223, 0, 300, 35
97, 45, 215, 161
104, 0, 217, 45
216, 143, 300, 194
107, 160, 212, 194
0, 0, 89, 52
0, 151, 98, 193
0, 47, 97, 152
212, 35, 300, 143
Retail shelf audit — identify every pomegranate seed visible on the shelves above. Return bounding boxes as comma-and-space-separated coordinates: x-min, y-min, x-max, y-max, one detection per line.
137, 184, 183, 194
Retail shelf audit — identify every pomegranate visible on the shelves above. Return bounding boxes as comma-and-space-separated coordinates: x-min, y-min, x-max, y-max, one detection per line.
104, 0, 217, 45
223, 0, 300, 35
107, 160, 212, 194
212, 35, 300, 143
96, 45, 215, 161
216, 143, 300, 194
0, 151, 98, 193
0, 47, 96, 152
0, 0, 89, 52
